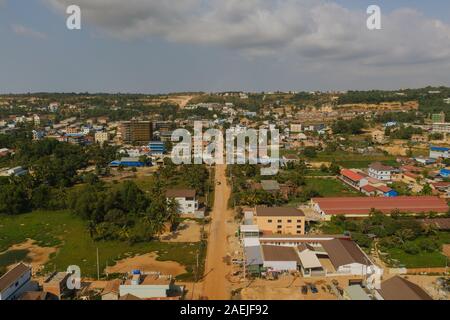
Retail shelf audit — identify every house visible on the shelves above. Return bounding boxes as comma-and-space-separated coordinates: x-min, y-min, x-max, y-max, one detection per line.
94, 131, 109, 145
430, 146, 450, 159
119, 273, 183, 300
255, 206, 306, 235
260, 180, 281, 194
0, 263, 36, 300
244, 245, 264, 276
43, 272, 72, 300
281, 154, 300, 167
375, 276, 432, 300
368, 162, 395, 181
166, 189, 199, 215
440, 168, 450, 178
340, 169, 368, 189
311, 196, 449, 219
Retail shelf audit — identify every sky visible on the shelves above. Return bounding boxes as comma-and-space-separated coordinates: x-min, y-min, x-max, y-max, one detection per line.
1, 0, 450, 93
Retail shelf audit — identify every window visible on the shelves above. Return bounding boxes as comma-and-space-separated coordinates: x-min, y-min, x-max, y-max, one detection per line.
297, 225, 302, 229
287, 220, 292, 223
268, 220, 273, 223
277, 225, 282, 229
277, 220, 282, 223
297, 220, 302, 223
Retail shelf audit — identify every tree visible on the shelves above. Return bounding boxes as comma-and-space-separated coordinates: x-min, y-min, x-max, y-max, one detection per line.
304, 147, 317, 158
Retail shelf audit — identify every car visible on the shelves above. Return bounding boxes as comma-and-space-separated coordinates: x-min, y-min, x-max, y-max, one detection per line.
301, 286, 308, 295
309, 284, 319, 294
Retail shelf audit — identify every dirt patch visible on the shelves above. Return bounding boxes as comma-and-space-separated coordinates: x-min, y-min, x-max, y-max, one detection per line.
105, 253, 186, 277
160, 220, 201, 243
1, 239, 57, 272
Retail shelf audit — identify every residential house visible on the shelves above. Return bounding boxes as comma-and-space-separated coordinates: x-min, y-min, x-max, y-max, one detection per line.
166, 189, 199, 215
368, 162, 395, 181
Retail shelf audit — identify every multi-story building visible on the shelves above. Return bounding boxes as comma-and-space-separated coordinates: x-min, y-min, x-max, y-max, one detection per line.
120, 120, 153, 144
430, 146, 450, 159
432, 122, 450, 134
255, 206, 305, 235
432, 112, 446, 123
148, 141, 166, 155
368, 162, 395, 181
0, 263, 35, 300
166, 189, 199, 215
95, 131, 109, 145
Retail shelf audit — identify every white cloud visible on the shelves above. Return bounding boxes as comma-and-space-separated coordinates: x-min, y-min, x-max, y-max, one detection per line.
12, 24, 48, 39
44, 0, 450, 66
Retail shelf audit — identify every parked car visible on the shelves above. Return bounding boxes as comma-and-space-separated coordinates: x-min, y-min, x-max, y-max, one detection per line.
301, 286, 308, 295
310, 284, 319, 294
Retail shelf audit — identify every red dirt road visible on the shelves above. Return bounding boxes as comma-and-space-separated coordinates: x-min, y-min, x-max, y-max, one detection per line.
201, 164, 233, 300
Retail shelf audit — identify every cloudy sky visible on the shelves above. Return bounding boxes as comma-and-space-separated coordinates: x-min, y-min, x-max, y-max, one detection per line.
1, 0, 450, 93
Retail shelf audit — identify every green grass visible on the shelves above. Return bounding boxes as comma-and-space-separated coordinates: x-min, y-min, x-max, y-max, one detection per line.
313, 152, 397, 169
304, 178, 362, 197
0, 210, 204, 280
384, 248, 448, 268
0, 250, 31, 266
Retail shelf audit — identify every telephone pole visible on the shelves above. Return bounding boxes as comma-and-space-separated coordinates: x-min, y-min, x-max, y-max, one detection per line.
96, 247, 100, 281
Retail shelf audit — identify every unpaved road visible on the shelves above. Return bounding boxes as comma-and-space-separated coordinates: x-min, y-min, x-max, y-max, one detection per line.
201, 164, 233, 300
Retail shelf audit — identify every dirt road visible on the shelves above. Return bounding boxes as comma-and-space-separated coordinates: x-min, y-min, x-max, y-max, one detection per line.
201, 164, 233, 300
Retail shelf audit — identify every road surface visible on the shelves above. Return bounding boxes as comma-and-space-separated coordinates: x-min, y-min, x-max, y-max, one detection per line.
201, 164, 233, 300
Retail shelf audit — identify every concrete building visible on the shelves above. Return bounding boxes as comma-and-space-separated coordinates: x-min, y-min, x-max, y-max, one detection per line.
148, 141, 166, 155
368, 162, 395, 181
430, 146, 450, 159
95, 131, 109, 145
120, 120, 153, 144
166, 189, 199, 215
255, 206, 306, 235
119, 273, 183, 300
43, 272, 71, 300
0, 263, 35, 300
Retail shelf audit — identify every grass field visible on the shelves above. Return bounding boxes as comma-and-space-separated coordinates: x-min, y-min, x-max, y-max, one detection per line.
383, 233, 450, 268
304, 178, 362, 197
0, 210, 205, 280
313, 152, 397, 169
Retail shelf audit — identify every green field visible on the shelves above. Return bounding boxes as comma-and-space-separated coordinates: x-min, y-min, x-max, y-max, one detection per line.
0, 210, 205, 280
313, 152, 397, 169
383, 233, 450, 268
304, 178, 362, 197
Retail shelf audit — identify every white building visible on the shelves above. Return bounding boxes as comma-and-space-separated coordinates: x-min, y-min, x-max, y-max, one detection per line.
166, 189, 199, 215
368, 162, 395, 181
0, 263, 36, 300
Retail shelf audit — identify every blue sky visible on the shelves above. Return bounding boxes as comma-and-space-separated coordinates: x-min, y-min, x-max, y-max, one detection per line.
1, 0, 450, 93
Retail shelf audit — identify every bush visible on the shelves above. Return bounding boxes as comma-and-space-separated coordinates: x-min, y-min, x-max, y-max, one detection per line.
403, 242, 420, 255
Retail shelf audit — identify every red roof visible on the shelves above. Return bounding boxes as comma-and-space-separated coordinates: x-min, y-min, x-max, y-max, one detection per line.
341, 169, 365, 182
376, 185, 392, 193
361, 185, 377, 193
312, 196, 449, 216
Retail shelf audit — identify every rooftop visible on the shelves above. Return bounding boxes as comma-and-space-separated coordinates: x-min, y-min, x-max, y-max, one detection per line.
166, 189, 196, 198
321, 239, 371, 269
256, 206, 305, 217
377, 276, 433, 300
0, 263, 30, 292
261, 245, 300, 263
312, 196, 449, 215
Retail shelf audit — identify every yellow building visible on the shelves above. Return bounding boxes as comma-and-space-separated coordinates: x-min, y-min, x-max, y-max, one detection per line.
120, 120, 153, 144
255, 206, 306, 235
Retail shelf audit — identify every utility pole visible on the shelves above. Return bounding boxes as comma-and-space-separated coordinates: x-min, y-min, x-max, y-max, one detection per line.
96, 247, 100, 281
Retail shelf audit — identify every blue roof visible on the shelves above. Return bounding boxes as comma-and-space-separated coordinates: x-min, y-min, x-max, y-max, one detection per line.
431, 146, 450, 152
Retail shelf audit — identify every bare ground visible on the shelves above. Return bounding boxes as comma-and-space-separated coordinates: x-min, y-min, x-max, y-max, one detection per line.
160, 220, 201, 243
2, 239, 57, 272
105, 253, 186, 276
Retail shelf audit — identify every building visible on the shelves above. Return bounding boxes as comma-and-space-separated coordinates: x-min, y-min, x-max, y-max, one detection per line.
110, 157, 146, 168
340, 169, 368, 189
120, 120, 153, 144
0, 263, 35, 300
101, 279, 121, 300
375, 276, 432, 300
148, 141, 167, 155
119, 273, 183, 300
311, 196, 449, 219
166, 189, 199, 215
432, 122, 450, 134
368, 162, 395, 181
95, 131, 109, 145
43, 272, 71, 300
255, 206, 306, 235
430, 146, 450, 159
261, 245, 300, 272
